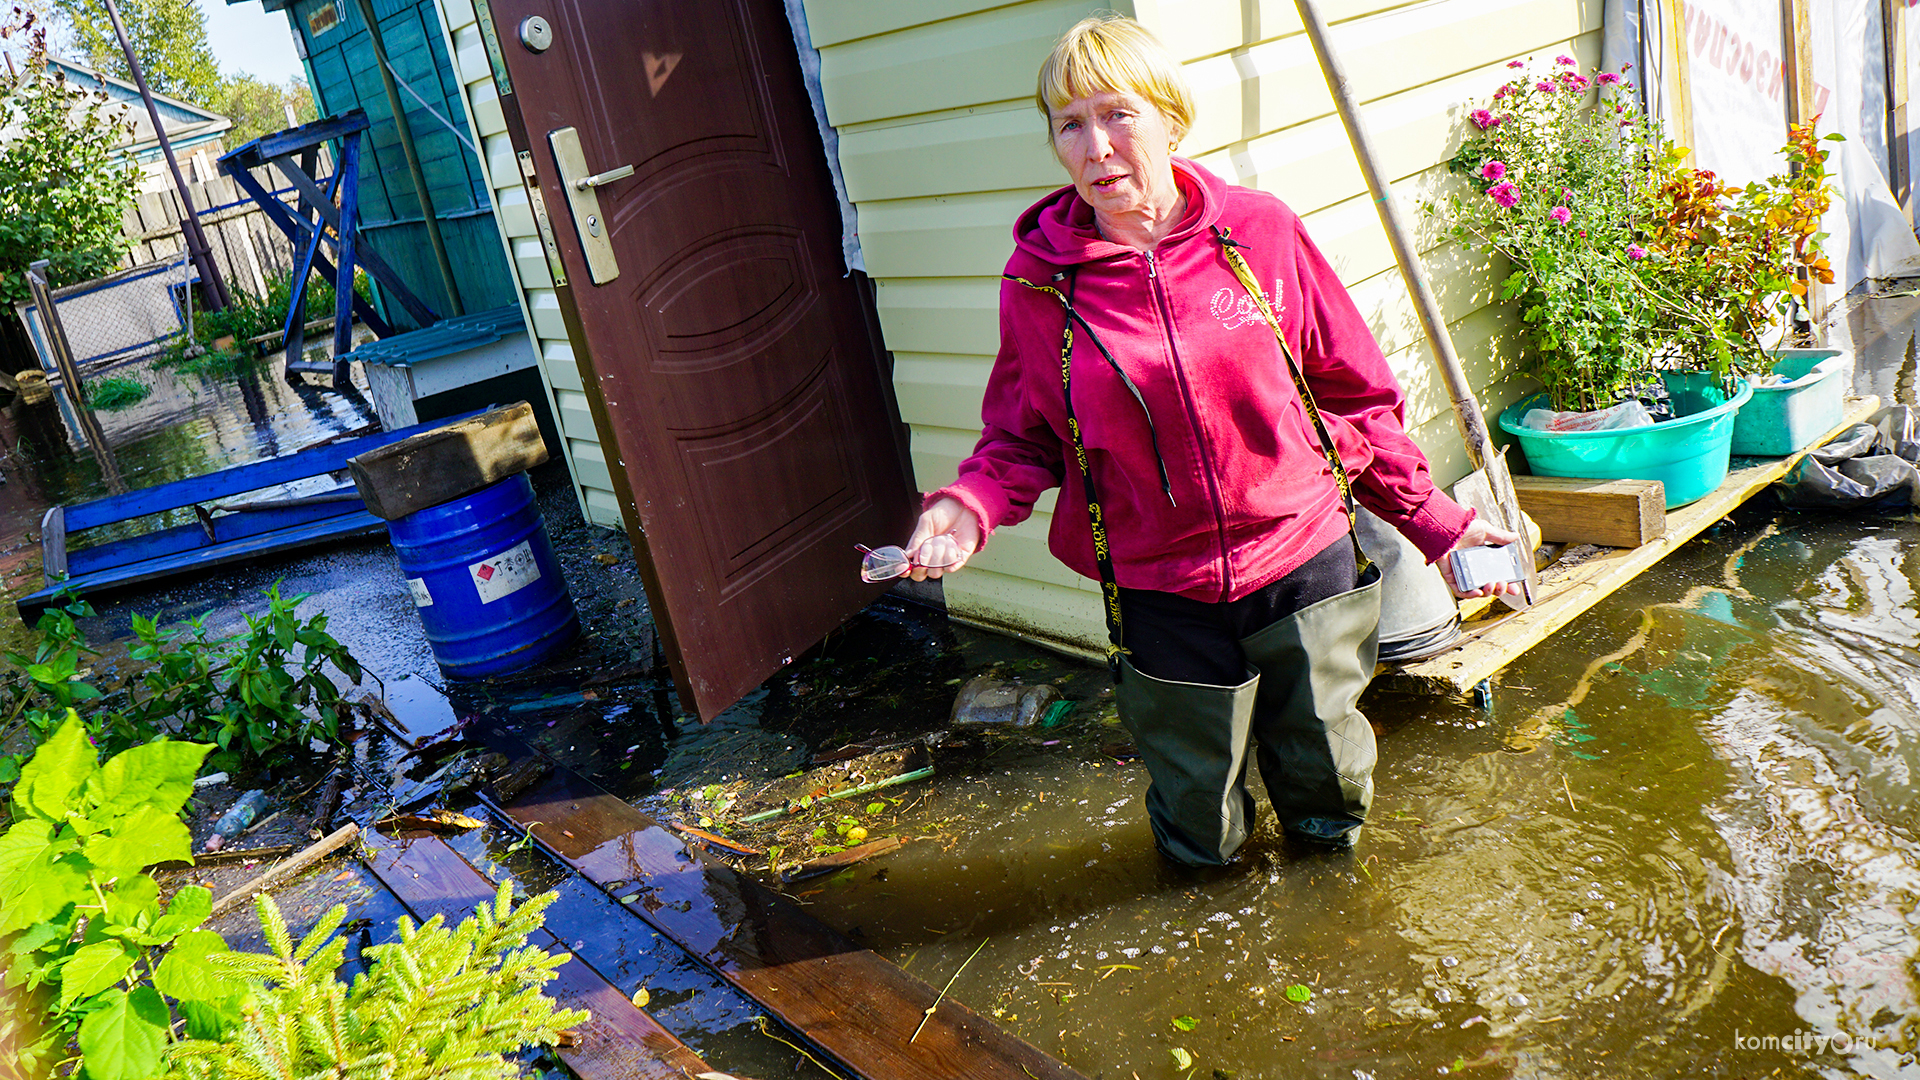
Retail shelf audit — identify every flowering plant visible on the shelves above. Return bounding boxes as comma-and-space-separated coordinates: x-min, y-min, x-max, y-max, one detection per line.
1436, 58, 1836, 413
1436, 57, 1657, 411
1633, 120, 1839, 385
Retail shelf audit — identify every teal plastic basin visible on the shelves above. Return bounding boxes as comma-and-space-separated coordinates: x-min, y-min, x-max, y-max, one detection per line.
1499, 373, 1754, 508
1729, 348, 1848, 457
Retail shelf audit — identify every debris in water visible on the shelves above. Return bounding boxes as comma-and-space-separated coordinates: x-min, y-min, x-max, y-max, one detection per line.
949, 676, 1062, 727
782, 836, 907, 882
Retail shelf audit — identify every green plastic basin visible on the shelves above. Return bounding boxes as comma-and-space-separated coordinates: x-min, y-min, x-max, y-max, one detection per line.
1499, 373, 1754, 508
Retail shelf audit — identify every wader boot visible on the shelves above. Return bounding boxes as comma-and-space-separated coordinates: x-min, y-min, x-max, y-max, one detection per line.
1242, 563, 1383, 846
1114, 657, 1261, 866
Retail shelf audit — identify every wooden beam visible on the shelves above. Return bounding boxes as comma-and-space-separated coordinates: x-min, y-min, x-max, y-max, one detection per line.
39, 506, 66, 586
1510, 476, 1666, 549
357, 829, 733, 1080
1886, 0, 1911, 217
1664, 0, 1695, 164
347, 402, 549, 521
1781, 0, 1827, 317
473, 728, 1090, 1080
1380, 396, 1880, 696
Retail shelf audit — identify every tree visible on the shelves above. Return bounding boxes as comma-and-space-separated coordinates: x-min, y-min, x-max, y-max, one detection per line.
0, 11, 137, 307
52, 0, 221, 108
218, 71, 315, 147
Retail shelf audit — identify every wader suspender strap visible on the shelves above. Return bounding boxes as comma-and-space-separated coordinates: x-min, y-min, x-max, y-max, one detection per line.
1212, 226, 1370, 568
1001, 270, 1165, 678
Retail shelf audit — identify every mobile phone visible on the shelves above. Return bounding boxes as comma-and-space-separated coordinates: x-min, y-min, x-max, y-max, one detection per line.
1448, 541, 1526, 592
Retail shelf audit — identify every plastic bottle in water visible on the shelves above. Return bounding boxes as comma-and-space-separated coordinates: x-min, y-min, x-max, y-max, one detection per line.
212, 790, 269, 837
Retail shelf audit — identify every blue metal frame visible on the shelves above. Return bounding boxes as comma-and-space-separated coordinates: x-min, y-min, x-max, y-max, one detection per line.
217, 109, 440, 384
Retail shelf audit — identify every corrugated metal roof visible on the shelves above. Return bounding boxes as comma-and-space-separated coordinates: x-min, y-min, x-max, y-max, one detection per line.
344, 304, 524, 367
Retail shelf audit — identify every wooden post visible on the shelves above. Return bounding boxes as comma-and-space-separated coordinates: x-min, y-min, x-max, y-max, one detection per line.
1780, 0, 1826, 319
1885, 0, 1910, 218
1663, 0, 1696, 165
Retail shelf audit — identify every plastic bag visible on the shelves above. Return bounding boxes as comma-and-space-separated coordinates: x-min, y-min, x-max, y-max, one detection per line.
1774, 405, 1920, 509
1521, 399, 1655, 433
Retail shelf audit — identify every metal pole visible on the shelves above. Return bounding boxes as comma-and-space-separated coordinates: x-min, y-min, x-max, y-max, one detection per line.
98, 0, 230, 313
353, 0, 463, 318
27, 261, 126, 494
1291, 0, 1536, 603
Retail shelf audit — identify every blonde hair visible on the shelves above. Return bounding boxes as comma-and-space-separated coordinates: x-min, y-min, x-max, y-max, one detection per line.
1036, 14, 1194, 144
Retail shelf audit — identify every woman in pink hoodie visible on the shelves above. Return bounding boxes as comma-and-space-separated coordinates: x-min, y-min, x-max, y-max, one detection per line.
900, 15, 1520, 863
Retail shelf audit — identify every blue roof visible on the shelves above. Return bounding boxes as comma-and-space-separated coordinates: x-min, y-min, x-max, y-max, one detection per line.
344, 305, 526, 367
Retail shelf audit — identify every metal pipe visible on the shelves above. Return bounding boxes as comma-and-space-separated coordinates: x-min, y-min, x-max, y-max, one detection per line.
26, 261, 125, 494
353, 0, 463, 318
98, 0, 230, 312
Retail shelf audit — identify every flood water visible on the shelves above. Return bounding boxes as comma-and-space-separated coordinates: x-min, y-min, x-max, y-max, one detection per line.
9, 295, 1920, 1078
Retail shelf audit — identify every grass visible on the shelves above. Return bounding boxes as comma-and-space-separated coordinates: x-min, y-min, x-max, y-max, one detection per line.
87, 375, 151, 410
158, 269, 366, 378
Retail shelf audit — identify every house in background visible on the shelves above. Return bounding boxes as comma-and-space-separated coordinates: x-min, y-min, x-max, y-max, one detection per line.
43, 57, 232, 192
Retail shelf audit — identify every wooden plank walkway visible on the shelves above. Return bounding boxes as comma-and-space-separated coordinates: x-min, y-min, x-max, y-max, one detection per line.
1378, 395, 1882, 696
357, 827, 734, 1080
472, 725, 1089, 1080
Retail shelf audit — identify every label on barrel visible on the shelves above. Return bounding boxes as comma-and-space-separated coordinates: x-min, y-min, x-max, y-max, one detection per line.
470, 540, 541, 604
407, 577, 433, 607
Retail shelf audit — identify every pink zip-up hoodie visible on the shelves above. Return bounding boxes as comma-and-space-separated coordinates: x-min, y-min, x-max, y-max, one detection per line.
932, 158, 1475, 603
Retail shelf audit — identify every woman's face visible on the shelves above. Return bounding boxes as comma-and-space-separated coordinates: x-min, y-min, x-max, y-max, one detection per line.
1049, 88, 1179, 221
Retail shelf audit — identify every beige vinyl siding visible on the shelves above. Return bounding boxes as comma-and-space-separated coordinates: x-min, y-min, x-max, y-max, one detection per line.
803, 0, 1599, 655
430, 0, 626, 529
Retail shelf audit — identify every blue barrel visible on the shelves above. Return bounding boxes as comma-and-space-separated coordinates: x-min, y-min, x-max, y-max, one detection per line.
386, 473, 580, 678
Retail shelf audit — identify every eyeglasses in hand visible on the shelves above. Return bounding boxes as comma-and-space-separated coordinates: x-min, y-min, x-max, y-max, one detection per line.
856, 543, 965, 583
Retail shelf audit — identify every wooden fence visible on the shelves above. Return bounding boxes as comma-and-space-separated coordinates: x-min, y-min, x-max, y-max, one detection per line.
119, 147, 335, 302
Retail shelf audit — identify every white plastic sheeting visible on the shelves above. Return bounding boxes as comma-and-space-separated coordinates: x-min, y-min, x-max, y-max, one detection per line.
1676, 0, 1920, 289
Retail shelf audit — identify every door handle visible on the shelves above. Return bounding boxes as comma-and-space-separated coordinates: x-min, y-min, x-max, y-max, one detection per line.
547, 126, 622, 284
574, 164, 634, 191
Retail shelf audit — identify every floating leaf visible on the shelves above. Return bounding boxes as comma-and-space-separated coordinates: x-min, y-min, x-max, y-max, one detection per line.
631, 987, 650, 1008
866, 802, 887, 815
1284, 983, 1312, 1003
1171, 1014, 1198, 1031
617, 894, 639, 904
1170, 1047, 1193, 1069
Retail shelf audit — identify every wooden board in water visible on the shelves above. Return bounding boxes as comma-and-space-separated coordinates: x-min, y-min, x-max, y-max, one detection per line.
1380, 395, 1882, 696
472, 727, 1089, 1080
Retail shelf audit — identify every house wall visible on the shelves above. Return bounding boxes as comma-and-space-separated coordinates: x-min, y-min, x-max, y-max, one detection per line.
426, 0, 625, 528
800, 0, 1603, 654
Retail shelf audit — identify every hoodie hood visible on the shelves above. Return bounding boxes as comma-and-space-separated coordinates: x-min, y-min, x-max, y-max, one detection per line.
1012, 157, 1229, 267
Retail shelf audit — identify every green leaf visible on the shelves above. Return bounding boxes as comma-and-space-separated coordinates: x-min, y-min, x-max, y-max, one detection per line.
83, 740, 213, 823
58, 940, 135, 1008
14, 714, 96, 822
1171, 1015, 1198, 1031
85, 806, 191, 878
1284, 983, 1313, 1003
77, 985, 168, 1080
1170, 1047, 1193, 1070
101, 873, 160, 926
146, 885, 212, 941
153, 929, 237, 1002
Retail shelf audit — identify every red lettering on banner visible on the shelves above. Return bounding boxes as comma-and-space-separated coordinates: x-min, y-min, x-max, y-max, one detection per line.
1684, 7, 1833, 114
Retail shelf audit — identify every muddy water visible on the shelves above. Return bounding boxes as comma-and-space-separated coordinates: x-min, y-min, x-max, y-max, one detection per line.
730, 509, 1918, 1080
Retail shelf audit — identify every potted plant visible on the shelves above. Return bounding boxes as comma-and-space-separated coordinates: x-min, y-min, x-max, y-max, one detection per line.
1435, 60, 1837, 506
1635, 121, 1845, 456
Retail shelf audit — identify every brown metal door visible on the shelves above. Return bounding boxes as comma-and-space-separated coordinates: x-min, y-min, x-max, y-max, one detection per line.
479, 0, 914, 719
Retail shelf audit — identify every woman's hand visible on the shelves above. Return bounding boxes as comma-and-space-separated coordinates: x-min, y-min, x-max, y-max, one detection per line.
904, 498, 983, 581
1436, 517, 1526, 599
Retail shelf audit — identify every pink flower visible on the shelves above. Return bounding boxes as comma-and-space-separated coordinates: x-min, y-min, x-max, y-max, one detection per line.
1536, 80, 1556, 93
1470, 108, 1500, 130
1622, 62, 1634, 71
1508, 60, 1526, 68
1555, 54, 1576, 66
1549, 205, 1572, 224
1487, 181, 1519, 208
1481, 160, 1507, 181
1626, 244, 1648, 259
1596, 71, 1622, 86
1561, 73, 1589, 90
1493, 85, 1510, 100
